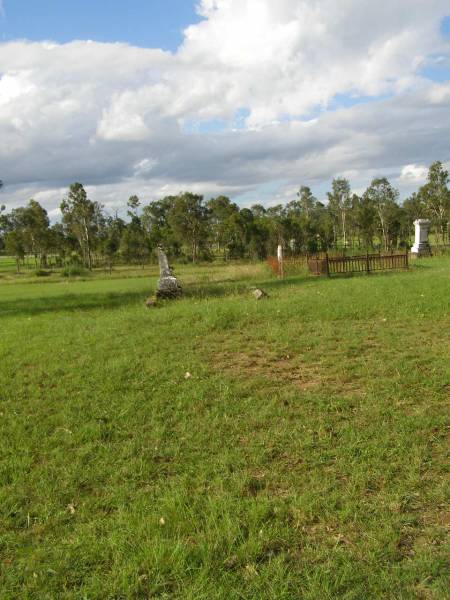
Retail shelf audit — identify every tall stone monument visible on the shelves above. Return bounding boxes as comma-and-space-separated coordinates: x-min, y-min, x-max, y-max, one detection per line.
156, 245, 182, 299
411, 219, 432, 257
277, 244, 284, 277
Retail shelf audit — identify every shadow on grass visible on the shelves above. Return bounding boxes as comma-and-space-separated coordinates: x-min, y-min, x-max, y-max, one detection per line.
1, 265, 419, 318
409, 263, 433, 270
0, 289, 150, 318
0, 272, 330, 317
183, 273, 312, 298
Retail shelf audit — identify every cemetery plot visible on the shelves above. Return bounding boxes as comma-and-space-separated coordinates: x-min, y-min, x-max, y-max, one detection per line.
308, 251, 409, 276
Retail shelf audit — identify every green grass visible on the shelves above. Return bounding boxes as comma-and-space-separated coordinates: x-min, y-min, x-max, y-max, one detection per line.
0, 256, 19, 274
0, 259, 449, 599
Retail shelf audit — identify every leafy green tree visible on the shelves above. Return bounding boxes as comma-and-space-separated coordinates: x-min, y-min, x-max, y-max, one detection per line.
101, 216, 125, 272
297, 186, 316, 219
0, 204, 10, 252
418, 161, 450, 244
250, 204, 266, 219
207, 196, 239, 257
167, 193, 209, 262
127, 195, 140, 218
402, 193, 427, 243
10, 200, 50, 267
353, 194, 377, 249
141, 196, 180, 255
363, 178, 400, 250
328, 178, 352, 247
60, 183, 104, 270
5, 230, 25, 273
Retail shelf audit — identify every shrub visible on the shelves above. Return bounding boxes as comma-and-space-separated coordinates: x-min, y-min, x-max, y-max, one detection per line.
61, 265, 86, 277
35, 269, 51, 277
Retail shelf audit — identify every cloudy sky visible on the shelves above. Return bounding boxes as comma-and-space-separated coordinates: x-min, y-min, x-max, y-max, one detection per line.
1, 0, 449, 218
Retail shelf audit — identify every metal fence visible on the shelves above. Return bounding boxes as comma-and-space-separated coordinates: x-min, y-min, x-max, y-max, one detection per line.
268, 251, 409, 277
308, 251, 409, 276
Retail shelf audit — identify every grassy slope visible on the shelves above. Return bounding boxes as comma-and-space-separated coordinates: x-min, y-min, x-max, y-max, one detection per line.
0, 260, 449, 599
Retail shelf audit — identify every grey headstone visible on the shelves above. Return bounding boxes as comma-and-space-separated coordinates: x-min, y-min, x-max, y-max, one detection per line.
156, 246, 182, 299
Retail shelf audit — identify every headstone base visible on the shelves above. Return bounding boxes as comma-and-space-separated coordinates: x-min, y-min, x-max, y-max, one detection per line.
411, 242, 432, 257
156, 276, 182, 299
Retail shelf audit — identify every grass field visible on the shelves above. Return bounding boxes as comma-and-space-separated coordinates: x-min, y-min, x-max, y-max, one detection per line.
0, 258, 449, 599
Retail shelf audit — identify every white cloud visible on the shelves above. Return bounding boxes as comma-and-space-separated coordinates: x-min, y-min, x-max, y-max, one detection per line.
400, 164, 429, 183
0, 0, 449, 213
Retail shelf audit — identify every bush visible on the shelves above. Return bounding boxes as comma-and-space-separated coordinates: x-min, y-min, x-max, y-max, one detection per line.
35, 269, 51, 277
61, 265, 87, 277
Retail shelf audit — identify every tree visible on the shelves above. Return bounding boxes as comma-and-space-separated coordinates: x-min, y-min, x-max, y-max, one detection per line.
297, 186, 316, 219
60, 183, 104, 270
141, 196, 179, 254
418, 161, 450, 244
0, 204, 9, 252
207, 196, 239, 257
5, 231, 25, 273
402, 193, 427, 243
250, 204, 266, 219
101, 215, 125, 272
328, 178, 351, 248
11, 200, 50, 267
167, 193, 209, 262
127, 195, 140, 218
353, 194, 376, 249
363, 178, 400, 250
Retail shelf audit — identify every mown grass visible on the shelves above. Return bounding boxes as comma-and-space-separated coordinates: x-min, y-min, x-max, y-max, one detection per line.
0, 258, 449, 599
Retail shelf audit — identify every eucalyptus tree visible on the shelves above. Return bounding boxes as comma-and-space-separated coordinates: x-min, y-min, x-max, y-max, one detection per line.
0, 204, 9, 252
60, 183, 104, 270
167, 192, 210, 262
297, 186, 316, 219
4, 231, 25, 273
14, 200, 50, 266
327, 178, 352, 247
207, 195, 240, 256
363, 178, 400, 251
418, 161, 450, 244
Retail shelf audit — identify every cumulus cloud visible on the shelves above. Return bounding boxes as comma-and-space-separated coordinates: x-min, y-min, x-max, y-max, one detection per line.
0, 0, 449, 213
400, 165, 429, 183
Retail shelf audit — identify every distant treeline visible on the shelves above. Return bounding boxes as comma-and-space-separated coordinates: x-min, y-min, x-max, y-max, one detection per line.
0, 161, 449, 270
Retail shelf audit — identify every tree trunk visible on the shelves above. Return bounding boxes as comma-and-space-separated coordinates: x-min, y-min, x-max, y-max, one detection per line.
341, 210, 347, 248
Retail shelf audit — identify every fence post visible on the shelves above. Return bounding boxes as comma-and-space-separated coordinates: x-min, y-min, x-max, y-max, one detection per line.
405, 248, 409, 270
366, 251, 370, 274
325, 252, 330, 277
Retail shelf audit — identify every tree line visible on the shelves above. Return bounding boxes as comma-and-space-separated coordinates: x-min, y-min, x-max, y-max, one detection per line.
0, 161, 449, 270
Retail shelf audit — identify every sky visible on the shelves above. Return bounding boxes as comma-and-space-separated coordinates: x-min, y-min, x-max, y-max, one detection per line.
0, 0, 201, 50
0, 0, 450, 218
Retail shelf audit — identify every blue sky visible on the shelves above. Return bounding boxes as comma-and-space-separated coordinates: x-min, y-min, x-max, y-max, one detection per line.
0, 0, 201, 50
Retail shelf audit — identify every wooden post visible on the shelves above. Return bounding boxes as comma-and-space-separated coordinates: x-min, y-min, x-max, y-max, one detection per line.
366, 251, 370, 274
405, 248, 409, 270
325, 252, 330, 277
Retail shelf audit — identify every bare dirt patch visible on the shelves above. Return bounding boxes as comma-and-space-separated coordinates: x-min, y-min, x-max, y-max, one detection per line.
212, 345, 365, 395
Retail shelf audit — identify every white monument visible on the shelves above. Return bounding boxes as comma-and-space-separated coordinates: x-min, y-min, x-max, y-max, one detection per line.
277, 244, 284, 277
411, 219, 432, 257
277, 244, 283, 262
